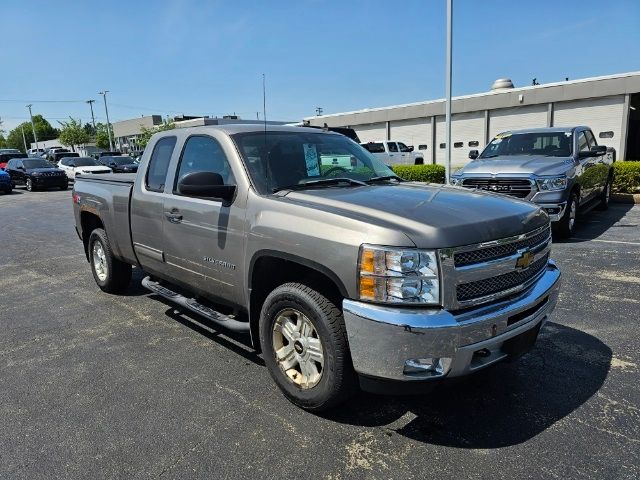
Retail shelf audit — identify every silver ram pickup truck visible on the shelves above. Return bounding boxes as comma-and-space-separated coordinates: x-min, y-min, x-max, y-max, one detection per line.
452, 126, 614, 239
72, 124, 561, 411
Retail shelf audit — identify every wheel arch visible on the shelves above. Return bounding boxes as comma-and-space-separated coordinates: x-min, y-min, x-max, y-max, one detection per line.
80, 211, 105, 262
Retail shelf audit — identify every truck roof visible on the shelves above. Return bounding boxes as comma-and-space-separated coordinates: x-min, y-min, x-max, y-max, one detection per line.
163, 124, 339, 136
497, 126, 588, 135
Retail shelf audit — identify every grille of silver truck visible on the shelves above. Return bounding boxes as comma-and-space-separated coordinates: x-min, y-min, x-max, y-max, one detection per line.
454, 225, 551, 267
439, 224, 552, 310
461, 178, 534, 199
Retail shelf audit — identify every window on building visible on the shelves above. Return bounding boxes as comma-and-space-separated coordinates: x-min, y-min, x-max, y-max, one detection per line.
599, 131, 614, 139
174, 135, 235, 193
146, 136, 177, 192
387, 142, 398, 152
418, 144, 428, 150
439, 143, 446, 149
454, 142, 463, 148
468, 141, 479, 147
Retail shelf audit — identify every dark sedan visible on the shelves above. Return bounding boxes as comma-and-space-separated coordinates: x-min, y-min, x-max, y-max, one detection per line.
98, 156, 139, 173
4, 157, 68, 191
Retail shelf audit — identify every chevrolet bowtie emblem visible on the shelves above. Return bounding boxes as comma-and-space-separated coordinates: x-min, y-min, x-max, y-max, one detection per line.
515, 250, 534, 269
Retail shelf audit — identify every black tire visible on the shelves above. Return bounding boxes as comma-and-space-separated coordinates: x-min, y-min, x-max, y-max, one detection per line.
414, 158, 424, 165
259, 282, 357, 411
553, 191, 578, 239
88, 228, 132, 293
596, 175, 612, 210
26, 178, 35, 192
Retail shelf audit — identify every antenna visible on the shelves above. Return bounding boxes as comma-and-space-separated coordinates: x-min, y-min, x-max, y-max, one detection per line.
262, 73, 267, 134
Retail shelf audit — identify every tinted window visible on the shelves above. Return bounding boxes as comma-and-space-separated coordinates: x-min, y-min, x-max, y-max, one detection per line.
439, 143, 446, 149
578, 132, 589, 152
398, 142, 412, 152
146, 136, 177, 192
362, 142, 385, 153
468, 141, 479, 147
480, 132, 572, 158
418, 144, 428, 150
174, 136, 235, 191
73, 158, 99, 167
387, 142, 398, 152
60, 158, 71, 166
599, 131, 614, 139
454, 142, 463, 148
24, 159, 55, 169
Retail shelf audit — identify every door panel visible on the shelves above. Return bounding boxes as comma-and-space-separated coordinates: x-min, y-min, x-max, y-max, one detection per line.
575, 131, 597, 203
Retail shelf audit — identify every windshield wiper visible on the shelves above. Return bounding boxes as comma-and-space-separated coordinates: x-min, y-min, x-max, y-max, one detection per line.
273, 177, 367, 193
366, 175, 403, 183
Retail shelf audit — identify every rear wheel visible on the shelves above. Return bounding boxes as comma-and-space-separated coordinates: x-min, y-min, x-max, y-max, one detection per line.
259, 282, 357, 411
553, 191, 578, 239
88, 228, 132, 293
26, 178, 35, 192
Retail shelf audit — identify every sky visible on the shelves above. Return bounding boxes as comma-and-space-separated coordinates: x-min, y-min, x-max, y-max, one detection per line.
1, 0, 639, 134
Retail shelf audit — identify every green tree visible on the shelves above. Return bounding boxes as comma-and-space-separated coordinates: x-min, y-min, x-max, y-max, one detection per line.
58, 117, 91, 152
83, 122, 96, 136
0, 134, 7, 149
6, 115, 59, 152
95, 122, 114, 150
137, 119, 175, 149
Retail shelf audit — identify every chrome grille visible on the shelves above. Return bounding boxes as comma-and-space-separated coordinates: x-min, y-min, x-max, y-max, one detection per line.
454, 226, 551, 267
462, 178, 532, 198
456, 253, 549, 302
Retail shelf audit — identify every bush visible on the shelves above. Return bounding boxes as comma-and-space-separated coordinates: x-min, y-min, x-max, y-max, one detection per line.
391, 164, 446, 183
612, 161, 640, 193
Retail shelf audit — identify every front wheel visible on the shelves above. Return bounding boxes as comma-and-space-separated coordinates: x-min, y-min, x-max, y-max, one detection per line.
88, 228, 132, 293
259, 283, 357, 411
553, 192, 578, 239
596, 176, 612, 210
26, 178, 34, 192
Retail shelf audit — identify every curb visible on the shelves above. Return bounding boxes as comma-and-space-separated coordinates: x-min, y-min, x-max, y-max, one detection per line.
611, 193, 640, 204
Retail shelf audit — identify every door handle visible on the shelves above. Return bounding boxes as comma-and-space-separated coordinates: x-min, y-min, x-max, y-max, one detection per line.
165, 211, 183, 223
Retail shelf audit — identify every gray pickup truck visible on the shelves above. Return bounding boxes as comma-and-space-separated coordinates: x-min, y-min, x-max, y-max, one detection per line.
452, 127, 614, 238
72, 124, 561, 411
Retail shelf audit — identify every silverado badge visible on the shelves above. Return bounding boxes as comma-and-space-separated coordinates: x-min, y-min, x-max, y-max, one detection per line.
515, 250, 534, 269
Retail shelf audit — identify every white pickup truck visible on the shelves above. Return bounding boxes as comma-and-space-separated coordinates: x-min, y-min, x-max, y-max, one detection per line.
361, 140, 424, 165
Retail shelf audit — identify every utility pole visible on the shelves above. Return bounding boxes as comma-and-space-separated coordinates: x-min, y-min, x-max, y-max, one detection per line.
26, 104, 39, 151
444, 0, 453, 184
21, 125, 28, 152
315, 107, 323, 116
86, 100, 96, 130
98, 91, 114, 150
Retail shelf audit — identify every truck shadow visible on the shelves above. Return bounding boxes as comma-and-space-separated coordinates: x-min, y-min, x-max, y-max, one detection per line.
324, 322, 611, 449
556, 203, 634, 243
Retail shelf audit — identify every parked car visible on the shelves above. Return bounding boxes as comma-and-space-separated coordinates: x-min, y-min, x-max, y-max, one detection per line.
451, 126, 614, 238
0, 152, 27, 171
28, 148, 45, 156
98, 151, 122, 157
73, 125, 560, 411
361, 140, 424, 165
50, 151, 79, 164
58, 157, 112, 180
44, 148, 69, 161
0, 169, 12, 194
0, 148, 21, 154
97, 155, 138, 173
4, 157, 68, 191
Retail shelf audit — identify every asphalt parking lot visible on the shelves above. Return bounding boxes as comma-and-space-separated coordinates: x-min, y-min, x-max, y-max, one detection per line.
1, 188, 638, 480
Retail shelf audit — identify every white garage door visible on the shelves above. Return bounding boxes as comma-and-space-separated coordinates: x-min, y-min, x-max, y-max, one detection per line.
451, 111, 485, 166
352, 123, 387, 143
390, 118, 431, 150
489, 104, 548, 138
435, 117, 446, 165
554, 95, 624, 154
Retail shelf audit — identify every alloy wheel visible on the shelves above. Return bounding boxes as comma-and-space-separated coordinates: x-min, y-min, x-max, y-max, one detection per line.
92, 242, 108, 281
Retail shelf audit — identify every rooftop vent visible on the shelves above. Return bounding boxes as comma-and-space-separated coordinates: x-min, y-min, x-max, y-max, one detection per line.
491, 78, 514, 90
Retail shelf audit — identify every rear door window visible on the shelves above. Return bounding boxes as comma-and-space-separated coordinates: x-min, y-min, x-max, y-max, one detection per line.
146, 136, 177, 192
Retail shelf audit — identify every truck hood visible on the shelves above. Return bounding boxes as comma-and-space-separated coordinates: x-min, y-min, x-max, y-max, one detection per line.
456, 155, 574, 177
284, 183, 549, 248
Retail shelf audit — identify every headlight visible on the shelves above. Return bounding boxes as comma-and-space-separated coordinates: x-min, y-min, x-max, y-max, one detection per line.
536, 176, 567, 191
450, 177, 462, 186
31, 172, 42, 176
358, 245, 440, 305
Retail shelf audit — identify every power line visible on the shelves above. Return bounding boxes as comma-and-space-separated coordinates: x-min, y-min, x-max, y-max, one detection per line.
0, 99, 86, 103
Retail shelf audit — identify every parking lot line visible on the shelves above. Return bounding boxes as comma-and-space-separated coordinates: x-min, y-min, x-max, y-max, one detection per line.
572, 237, 640, 245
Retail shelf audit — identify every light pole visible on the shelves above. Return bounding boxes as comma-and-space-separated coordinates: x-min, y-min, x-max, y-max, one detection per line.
86, 99, 96, 130
444, 0, 453, 184
21, 125, 28, 152
26, 104, 39, 151
98, 91, 114, 151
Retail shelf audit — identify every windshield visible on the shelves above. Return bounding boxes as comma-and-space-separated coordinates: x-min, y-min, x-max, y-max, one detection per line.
480, 131, 573, 158
232, 132, 397, 194
24, 159, 55, 169
73, 158, 99, 167
109, 157, 135, 165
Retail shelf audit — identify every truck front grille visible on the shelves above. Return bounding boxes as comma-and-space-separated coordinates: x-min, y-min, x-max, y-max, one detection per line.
454, 226, 551, 267
456, 253, 549, 302
462, 178, 532, 198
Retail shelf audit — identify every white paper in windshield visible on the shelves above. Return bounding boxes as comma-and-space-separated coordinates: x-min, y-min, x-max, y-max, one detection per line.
303, 144, 320, 176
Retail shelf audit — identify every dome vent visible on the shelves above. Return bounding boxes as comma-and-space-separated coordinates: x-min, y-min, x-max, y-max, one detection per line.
491, 78, 514, 90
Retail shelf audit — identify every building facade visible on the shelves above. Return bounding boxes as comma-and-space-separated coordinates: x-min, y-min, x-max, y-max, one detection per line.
304, 71, 640, 164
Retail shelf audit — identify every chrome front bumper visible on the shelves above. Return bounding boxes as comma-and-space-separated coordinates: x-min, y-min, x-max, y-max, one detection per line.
342, 261, 561, 383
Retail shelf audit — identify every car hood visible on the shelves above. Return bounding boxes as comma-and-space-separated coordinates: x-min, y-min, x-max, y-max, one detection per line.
26, 168, 64, 174
283, 183, 549, 248
456, 155, 575, 177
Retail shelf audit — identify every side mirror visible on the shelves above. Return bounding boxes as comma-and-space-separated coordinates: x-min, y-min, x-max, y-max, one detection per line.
591, 145, 607, 155
408, 146, 414, 152
177, 171, 236, 201
469, 150, 479, 159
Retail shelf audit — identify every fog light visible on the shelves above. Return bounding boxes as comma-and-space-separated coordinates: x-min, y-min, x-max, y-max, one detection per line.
403, 357, 452, 377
